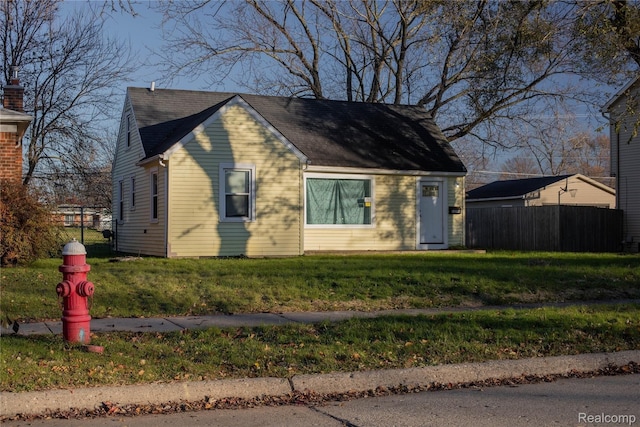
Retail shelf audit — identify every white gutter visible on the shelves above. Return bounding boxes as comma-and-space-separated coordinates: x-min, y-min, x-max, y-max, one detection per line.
305, 165, 466, 177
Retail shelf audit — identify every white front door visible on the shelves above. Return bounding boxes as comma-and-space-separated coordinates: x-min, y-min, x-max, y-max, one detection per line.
419, 180, 445, 246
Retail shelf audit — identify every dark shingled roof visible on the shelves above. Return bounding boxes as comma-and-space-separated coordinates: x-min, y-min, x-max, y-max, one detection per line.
127, 87, 466, 173
466, 175, 574, 200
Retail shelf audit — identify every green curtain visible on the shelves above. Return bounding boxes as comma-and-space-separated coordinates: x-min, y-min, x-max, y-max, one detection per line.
307, 178, 371, 224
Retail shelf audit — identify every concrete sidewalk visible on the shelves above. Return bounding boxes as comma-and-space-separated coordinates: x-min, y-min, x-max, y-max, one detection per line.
6, 300, 640, 337
2, 303, 640, 418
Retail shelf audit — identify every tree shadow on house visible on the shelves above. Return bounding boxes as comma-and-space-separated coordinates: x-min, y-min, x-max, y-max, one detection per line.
169, 107, 251, 257
172, 100, 304, 258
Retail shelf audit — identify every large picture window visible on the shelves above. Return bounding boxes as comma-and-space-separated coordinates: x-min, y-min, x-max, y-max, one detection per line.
219, 164, 256, 222
306, 176, 372, 226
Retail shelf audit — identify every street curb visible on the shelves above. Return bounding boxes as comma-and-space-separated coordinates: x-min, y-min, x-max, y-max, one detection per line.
0, 377, 291, 418
291, 350, 640, 394
2, 350, 639, 418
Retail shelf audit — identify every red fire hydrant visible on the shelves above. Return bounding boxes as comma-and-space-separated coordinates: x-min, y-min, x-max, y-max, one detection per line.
56, 239, 94, 343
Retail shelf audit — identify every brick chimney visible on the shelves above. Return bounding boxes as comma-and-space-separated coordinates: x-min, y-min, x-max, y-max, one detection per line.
2, 66, 25, 112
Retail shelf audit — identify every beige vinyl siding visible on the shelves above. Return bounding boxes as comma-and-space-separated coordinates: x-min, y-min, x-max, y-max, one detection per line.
112, 97, 166, 256
304, 175, 418, 251
535, 177, 615, 208
167, 105, 303, 257
447, 177, 465, 246
610, 82, 640, 242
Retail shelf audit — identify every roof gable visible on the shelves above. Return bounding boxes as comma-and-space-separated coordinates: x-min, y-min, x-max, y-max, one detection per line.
602, 75, 640, 112
126, 87, 466, 173
127, 88, 233, 160
162, 95, 307, 162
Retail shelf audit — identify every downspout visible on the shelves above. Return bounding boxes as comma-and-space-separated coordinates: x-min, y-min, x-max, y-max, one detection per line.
159, 155, 168, 257
618, 132, 627, 244
603, 109, 624, 243
301, 160, 311, 255
617, 131, 621, 210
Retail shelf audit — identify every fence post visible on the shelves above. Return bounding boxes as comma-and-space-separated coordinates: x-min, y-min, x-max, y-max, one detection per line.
80, 206, 85, 245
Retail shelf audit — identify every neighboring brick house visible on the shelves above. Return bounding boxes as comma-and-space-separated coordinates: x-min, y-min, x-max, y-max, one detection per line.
0, 71, 32, 183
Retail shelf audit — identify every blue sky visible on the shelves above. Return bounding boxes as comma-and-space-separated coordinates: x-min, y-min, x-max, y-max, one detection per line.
61, 0, 621, 178
64, 1, 245, 95
68, 1, 622, 119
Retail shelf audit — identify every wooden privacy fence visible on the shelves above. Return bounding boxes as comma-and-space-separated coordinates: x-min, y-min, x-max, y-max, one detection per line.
466, 206, 623, 252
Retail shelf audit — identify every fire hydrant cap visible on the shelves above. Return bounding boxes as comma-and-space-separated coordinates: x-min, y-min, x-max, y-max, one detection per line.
62, 238, 87, 255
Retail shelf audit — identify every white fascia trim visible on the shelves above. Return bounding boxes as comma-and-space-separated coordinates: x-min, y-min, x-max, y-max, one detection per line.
573, 174, 616, 195
306, 165, 466, 177
162, 95, 308, 163
136, 154, 162, 167
0, 111, 32, 122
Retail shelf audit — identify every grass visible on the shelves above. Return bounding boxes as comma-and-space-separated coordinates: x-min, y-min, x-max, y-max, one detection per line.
57, 227, 112, 258
1, 304, 639, 392
1, 251, 639, 322
1, 251, 638, 393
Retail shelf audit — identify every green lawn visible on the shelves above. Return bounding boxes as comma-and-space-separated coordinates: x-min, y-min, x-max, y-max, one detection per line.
1, 251, 638, 393
57, 227, 112, 258
1, 304, 639, 392
1, 252, 639, 322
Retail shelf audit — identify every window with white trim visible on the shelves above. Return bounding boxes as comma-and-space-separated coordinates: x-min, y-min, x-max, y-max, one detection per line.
118, 180, 124, 221
130, 176, 136, 210
305, 175, 373, 226
150, 170, 158, 221
126, 114, 131, 147
219, 164, 256, 222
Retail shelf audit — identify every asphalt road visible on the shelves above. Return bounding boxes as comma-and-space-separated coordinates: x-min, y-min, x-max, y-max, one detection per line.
4, 374, 638, 427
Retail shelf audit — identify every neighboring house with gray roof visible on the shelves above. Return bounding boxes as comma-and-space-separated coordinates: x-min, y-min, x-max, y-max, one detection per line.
112, 87, 467, 257
466, 174, 615, 209
603, 75, 640, 251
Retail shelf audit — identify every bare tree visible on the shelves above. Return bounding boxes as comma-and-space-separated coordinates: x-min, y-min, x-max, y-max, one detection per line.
499, 124, 612, 185
155, 0, 638, 149
499, 155, 541, 180
564, 133, 612, 185
1, 0, 136, 189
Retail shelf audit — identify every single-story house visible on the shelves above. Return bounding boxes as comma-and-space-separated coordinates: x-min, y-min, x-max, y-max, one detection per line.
51, 206, 111, 230
603, 75, 640, 251
112, 87, 467, 257
466, 174, 615, 209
